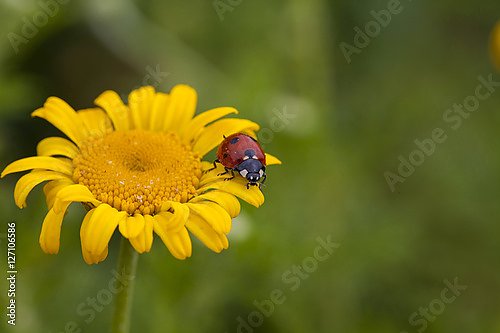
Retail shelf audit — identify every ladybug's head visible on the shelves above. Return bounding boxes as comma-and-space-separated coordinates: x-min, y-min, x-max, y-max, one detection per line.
236, 159, 266, 184
246, 172, 261, 182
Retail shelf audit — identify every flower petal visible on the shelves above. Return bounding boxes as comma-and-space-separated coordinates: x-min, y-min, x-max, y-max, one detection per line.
128, 86, 156, 130
81, 204, 124, 257
94, 90, 130, 131
37, 137, 79, 158
77, 108, 113, 138
148, 92, 170, 131
95, 247, 109, 263
80, 209, 100, 264
129, 214, 154, 253
158, 201, 190, 231
190, 190, 241, 218
198, 178, 264, 207
43, 179, 74, 209
265, 153, 282, 165
14, 170, 70, 208
192, 119, 260, 157
198, 164, 228, 187
162, 84, 197, 131
1, 156, 73, 178
153, 214, 179, 234
181, 107, 238, 143
39, 201, 70, 254
53, 184, 100, 213
491, 21, 500, 71
119, 214, 146, 239
185, 213, 228, 253
32, 97, 85, 146
153, 217, 192, 259
187, 201, 232, 234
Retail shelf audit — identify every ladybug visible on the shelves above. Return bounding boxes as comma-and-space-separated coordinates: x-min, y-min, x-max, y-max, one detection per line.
211, 133, 267, 189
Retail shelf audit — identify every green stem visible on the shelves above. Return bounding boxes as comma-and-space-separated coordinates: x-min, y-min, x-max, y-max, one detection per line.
111, 237, 139, 333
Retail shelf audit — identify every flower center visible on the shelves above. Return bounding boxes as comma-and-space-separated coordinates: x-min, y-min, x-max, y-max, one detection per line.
73, 130, 201, 215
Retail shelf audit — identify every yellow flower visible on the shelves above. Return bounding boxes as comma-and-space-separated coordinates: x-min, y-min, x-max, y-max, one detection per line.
491, 20, 500, 71
1, 85, 281, 264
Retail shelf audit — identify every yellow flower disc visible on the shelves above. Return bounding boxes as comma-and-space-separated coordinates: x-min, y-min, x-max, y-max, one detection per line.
73, 130, 201, 215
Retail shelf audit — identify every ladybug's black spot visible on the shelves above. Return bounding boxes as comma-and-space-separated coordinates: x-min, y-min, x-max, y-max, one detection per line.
244, 149, 256, 158
223, 153, 229, 158
230, 137, 240, 144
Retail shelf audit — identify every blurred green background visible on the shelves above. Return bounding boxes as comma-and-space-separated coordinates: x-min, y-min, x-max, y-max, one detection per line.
1, 0, 500, 332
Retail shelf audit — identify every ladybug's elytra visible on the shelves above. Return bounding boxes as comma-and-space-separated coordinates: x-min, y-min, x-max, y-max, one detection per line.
210, 133, 267, 188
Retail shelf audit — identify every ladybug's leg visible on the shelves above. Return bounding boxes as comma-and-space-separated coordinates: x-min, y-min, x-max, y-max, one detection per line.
223, 168, 235, 181
260, 174, 267, 184
217, 166, 229, 176
206, 159, 220, 173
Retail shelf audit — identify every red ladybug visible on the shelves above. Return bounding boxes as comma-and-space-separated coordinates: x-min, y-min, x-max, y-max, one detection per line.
211, 133, 267, 188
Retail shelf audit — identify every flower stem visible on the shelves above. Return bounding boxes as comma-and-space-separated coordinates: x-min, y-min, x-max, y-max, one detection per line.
111, 237, 139, 333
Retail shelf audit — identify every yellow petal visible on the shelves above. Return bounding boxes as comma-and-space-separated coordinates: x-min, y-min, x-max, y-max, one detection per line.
187, 201, 232, 234
39, 201, 70, 254
201, 160, 216, 172
190, 190, 241, 218
198, 164, 228, 187
32, 97, 85, 146
158, 201, 190, 231
119, 214, 146, 239
43, 178, 74, 209
185, 213, 228, 253
162, 84, 197, 131
94, 90, 130, 131
148, 92, 170, 131
80, 209, 107, 265
2, 156, 73, 178
181, 107, 238, 143
491, 21, 500, 71
37, 137, 79, 158
81, 204, 124, 256
77, 108, 113, 138
155, 211, 184, 232
80, 210, 93, 255
14, 170, 70, 208
198, 177, 264, 207
53, 184, 100, 213
193, 119, 260, 157
129, 214, 154, 253
97, 247, 109, 262
153, 217, 192, 259
265, 153, 282, 165
128, 86, 155, 130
